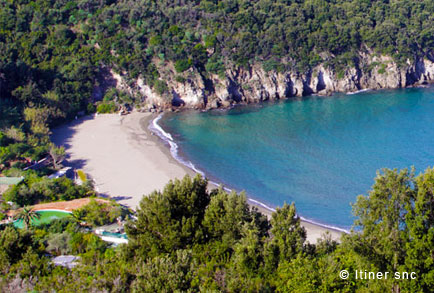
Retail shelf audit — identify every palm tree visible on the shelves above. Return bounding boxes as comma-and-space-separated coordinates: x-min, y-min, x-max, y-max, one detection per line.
15, 207, 40, 229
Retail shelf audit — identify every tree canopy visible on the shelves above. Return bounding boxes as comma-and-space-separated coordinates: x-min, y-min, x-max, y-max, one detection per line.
1, 170, 433, 291
2, 0, 434, 133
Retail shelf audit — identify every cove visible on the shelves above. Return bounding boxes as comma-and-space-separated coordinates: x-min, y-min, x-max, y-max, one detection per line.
158, 86, 434, 230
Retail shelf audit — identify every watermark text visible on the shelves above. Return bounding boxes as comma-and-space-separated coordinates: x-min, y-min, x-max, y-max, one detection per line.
339, 270, 416, 280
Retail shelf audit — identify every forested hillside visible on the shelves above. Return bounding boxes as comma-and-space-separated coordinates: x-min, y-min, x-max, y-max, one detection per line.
2, 0, 434, 120
2, 2, 434, 291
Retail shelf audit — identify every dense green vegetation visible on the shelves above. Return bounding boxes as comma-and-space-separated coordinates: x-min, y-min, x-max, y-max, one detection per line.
1, 172, 434, 291
72, 199, 128, 227
0, 128, 49, 170
1, 0, 434, 291
3, 174, 95, 207
2, 0, 434, 129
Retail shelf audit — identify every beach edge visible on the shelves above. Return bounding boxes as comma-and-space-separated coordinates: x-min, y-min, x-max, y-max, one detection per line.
142, 112, 345, 243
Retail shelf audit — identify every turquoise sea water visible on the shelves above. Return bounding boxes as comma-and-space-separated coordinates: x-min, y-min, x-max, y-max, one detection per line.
157, 86, 434, 230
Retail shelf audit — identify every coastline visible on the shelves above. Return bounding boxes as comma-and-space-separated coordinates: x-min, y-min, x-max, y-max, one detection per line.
145, 113, 344, 242
51, 112, 188, 210
52, 111, 343, 244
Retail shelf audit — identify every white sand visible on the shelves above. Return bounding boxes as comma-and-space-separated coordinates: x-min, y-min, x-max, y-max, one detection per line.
52, 112, 188, 208
52, 111, 343, 243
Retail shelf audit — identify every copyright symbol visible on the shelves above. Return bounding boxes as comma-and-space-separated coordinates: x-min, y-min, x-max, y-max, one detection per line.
340, 270, 349, 279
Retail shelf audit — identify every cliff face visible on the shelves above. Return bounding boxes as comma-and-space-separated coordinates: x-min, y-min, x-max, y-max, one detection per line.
105, 54, 434, 110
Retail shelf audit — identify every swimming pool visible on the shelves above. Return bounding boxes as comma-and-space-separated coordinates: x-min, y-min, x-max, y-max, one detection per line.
13, 210, 71, 228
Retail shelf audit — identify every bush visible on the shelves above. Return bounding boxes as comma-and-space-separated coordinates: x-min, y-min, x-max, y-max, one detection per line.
205, 55, 225, 75
175, 75, 186, 83
0, 131, 10, 147
46, 232, 72, 255
378, 64, 387, 74
87, 103, 96, 114
77, 169, 87, 182
263, 59, 285, 73
3, 176, 95, 207
38, 217, 75, 234
174, 59, 191, 73
76, 199, 125, 227
97, 102, 117, 114
153, 80, 168, 95
103, 88, 118, 102
149, 35, 162, 46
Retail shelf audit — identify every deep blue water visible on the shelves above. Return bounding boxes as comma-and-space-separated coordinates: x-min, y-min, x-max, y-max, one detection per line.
158, 86, 434, 230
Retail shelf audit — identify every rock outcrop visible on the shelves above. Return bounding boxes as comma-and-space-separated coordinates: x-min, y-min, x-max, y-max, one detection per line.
102, 53, 434, 110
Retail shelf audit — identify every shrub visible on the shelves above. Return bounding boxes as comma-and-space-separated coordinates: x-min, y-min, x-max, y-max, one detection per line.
153, 80, 168, 95
263, 59, 284, 72
76, 199, 126, 227
97, 102, 117, 114
175, 75, 186, 83
149, 35, 162, 46
77, 170, 87, 182
205, 55, 225, 75
3, 176, 95, 207
174, 59, 191, 73
87, 103, 96, 114
0, 131, 10, 147
378, 64, 387, 74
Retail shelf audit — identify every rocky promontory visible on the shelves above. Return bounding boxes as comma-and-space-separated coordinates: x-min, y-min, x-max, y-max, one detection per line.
102, 52, 434, 111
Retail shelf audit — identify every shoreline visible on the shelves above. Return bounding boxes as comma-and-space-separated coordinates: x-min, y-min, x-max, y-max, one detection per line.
52, 111, 343, 243
148, 83, 432, 113
142, 83, 434, 235
144, 113, 345, 240
51, 112, 188, 210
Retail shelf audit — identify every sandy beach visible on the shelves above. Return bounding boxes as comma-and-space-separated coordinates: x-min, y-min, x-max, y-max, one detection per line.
52, 111, 343, 243
52, 112, 190, 208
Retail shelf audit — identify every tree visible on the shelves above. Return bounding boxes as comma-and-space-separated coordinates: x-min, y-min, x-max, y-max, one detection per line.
11, 82, 41, 105
49, 144, 66, 169
0, 226, 34, 274
347, 168, 417, 292
74, 199, 124, 227
24, 107, 64, 138
351, 168, 414, 273
267, 203, 306, 263
232, 221, 263, 274
0, 131, 9, 147
203, 189, 269, 244
402, 167, 434, 292
70, 209, 86, 225
131, 250, 197, 292
174, 59, 191, 73
203, 190, 252, 242
125, 175, 210, 258
275, 255, 321, 292
46, 232, 72, 255
15, 207, 40, 229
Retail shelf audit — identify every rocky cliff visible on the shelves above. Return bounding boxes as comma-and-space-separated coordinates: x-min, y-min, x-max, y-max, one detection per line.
104, 53, 434, 111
